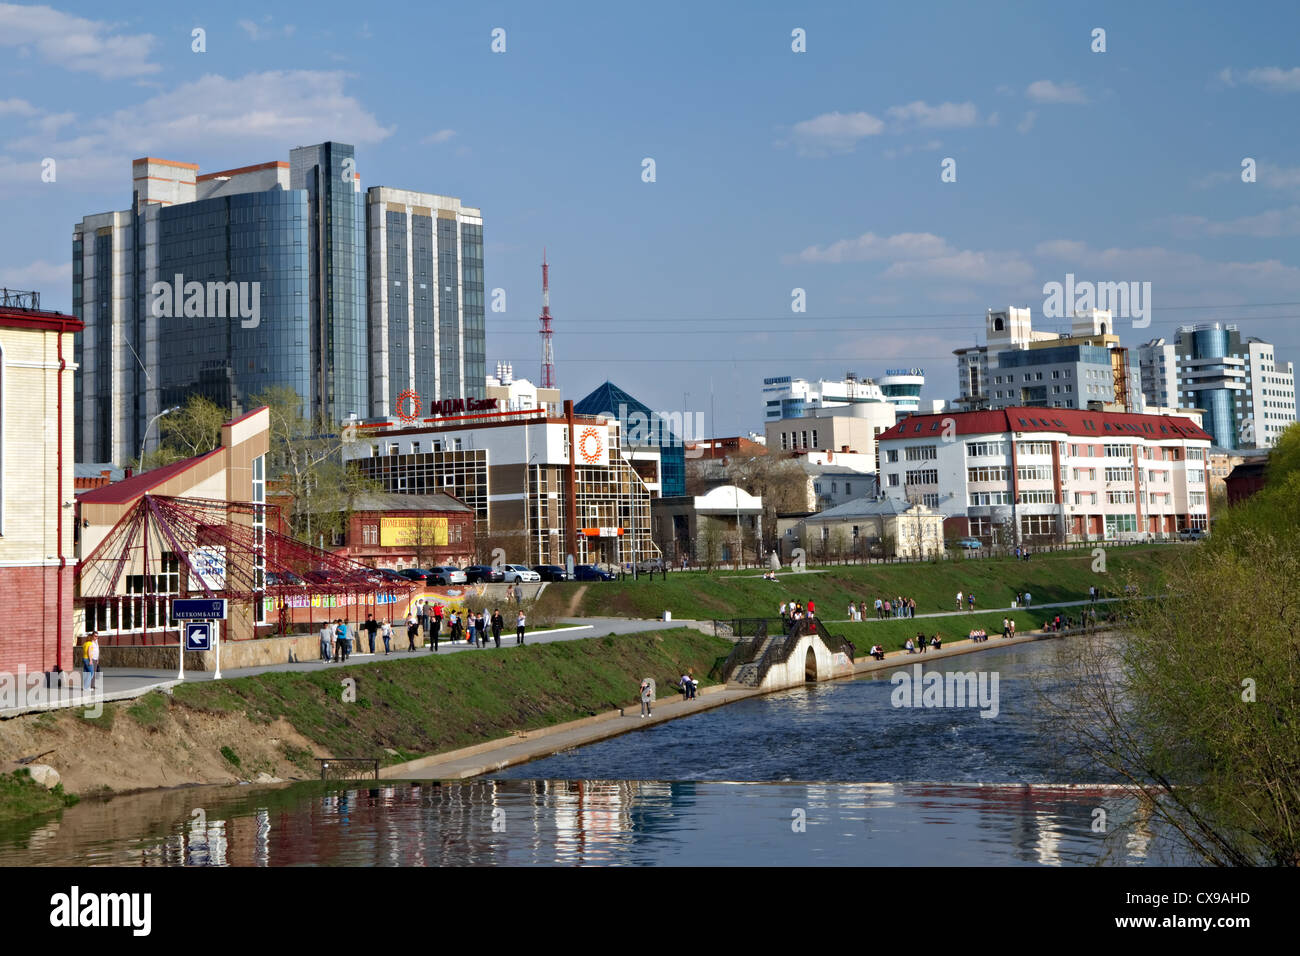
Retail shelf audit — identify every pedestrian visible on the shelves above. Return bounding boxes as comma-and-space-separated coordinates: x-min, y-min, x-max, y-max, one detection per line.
908, 597, 916, 618
967, 592, 975, 612
513, 583, 523, 606
364, 614, 379, 654
639, 677, 654, 718
883, 598, 891, 618
449, 611, 462, 644
807, 598, 815, 618
81, 632, 95, 691
466, 612, 477, 647
516, 610, 527, 645
491, 608, 504, 648
956, 590, 963, 611
89, 632, 101, 689
477, 611, 488, 648
335, 620, 351, 662
1009, 619, 1016, 638
917, 630, 928, 654
430, 604, 443, 649
874, 597, 883, 619
319, 620, 333, 662
1002, 617, 1010, 639
1023, 591, 1031, 607
406, 611, 419, 651
381, 619, 393, 654
419, 601, 431, 644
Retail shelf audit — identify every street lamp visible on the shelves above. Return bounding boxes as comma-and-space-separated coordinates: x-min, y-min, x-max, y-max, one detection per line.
138, 405, 179, 467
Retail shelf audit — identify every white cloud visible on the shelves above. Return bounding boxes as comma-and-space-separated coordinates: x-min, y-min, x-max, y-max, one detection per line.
0, 71, 392, 195
885, 100, 982, 129
1169, 206, 1300, 239
238, 19, 260, 40
786, 230, 1033, 285
1026, 80, 1088, 104
0, 3, 159, 78
421, 129, 457, 145
788, 231, 953, 264
787, 110, 885, 155
1033, 239, 1300, 290
0, 97, 38, 116
0, 258, 70, 291
1220, 66, 1300, 92
1017, 110, 1037, 133
882, 249, 1034, 285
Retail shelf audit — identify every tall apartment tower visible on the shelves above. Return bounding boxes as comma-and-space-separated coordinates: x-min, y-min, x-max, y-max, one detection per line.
365, 187, 485, 417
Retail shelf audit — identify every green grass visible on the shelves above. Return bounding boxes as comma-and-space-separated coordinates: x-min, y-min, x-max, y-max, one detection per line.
535, 543, 1179, 622
126, 692, 168, 731
219, 746, 241, 769
172, 628, 730, 766
831, 609, 1083, 652
0, 770, 78, 824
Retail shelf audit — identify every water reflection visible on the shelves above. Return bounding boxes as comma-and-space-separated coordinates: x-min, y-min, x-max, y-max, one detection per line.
0, 779, 1189, 867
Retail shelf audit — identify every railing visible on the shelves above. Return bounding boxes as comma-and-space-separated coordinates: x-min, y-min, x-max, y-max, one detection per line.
317, 757, 380, 781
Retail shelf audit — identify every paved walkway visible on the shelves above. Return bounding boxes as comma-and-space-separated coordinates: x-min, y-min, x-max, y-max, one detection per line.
0, 618, 696, 718
818, 596, 1116, 624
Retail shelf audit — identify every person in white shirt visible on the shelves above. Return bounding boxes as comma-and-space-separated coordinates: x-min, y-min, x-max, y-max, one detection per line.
516, 610, 527, 645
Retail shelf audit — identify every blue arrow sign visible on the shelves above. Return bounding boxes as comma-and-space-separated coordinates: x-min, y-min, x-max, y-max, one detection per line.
172, 598, 227, 620
185, 623, 212, 651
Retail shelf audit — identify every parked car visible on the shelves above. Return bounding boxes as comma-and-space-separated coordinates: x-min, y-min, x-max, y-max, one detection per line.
636, 558, 666, 573
464, 564, 504, 584
956, 538, 983, 550
302, 569, 339, 585
427, 566, 467, 585
398, 568, 434, 582
266, 571, 305, 587
501, 564, 540, 583
532, 564, 569, 582
376, 568, 410, 584
1178, 528, 1207, 541
572, 564, 615, 582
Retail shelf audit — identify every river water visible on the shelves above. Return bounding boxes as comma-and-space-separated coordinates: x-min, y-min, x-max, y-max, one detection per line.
0, 639, 1192, 865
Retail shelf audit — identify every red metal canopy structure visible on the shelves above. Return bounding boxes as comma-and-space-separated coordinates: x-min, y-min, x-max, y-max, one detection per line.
77, 494, 416, 644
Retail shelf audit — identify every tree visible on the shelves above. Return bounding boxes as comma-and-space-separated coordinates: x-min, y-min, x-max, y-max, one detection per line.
136, 394, 226, 469
728, 456, 810, 551
700, 519, 722, 571
829, 526, 848, 565
1047, 444, 1300, 865
253, 385, 379, 545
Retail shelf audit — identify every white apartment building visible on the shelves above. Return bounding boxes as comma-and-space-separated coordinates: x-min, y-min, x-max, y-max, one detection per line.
877, 407, 1213, 543
762, 369, 925, 420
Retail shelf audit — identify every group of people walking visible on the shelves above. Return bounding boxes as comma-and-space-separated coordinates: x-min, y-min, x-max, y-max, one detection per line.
779, 600, 816, 627
859, 596, 916, 620
317, 604, 529, 663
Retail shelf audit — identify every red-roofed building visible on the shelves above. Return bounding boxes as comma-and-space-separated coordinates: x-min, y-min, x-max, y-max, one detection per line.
877, 407, 1213, 544
0, 295, 81, 676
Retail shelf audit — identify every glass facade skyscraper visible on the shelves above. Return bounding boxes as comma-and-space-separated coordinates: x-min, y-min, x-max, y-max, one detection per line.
73, 146, 488, 464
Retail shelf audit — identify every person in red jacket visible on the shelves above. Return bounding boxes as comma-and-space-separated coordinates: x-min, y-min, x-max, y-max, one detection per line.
807, 599, 815, 618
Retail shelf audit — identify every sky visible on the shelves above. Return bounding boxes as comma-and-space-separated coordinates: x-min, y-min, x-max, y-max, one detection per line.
3, 0, 1300, 436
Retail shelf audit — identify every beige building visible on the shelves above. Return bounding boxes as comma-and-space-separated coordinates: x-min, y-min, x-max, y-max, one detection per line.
0, 297, 82, 675
76, 407, 270, 643
780, 498, 945, 561
765, 402, 896, 472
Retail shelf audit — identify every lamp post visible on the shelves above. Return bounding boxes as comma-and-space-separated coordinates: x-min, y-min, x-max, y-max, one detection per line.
138, 405, 179, 467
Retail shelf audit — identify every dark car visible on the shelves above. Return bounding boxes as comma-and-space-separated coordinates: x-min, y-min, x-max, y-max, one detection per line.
266, 571, 306, 587
398, 568, 434, 582
464, 564, 504, 584
376, 568, 410, 584
303, 569, 339, 585
572, 564, 615, 582
533, 565, 569, 582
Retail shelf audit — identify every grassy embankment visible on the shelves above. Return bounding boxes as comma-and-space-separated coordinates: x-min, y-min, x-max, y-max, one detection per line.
165, 626, 728, 771
0, 770, 78, 823
534, 543, 1180, 624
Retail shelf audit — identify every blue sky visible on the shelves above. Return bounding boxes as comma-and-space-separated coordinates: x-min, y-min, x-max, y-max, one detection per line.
3, 0, 1299, 435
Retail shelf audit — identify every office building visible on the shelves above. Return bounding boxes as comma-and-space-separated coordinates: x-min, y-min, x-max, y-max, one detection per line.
762, 369, 925, 421
344, 401, 660, 567
877, 407, 1213, 542
573, 382, 686, 497
1138, 325, 1296, 449
764, 400, 896, 472
72, 144, 485, 465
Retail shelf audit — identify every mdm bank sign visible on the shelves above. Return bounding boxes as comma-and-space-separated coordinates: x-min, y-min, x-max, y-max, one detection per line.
432, 397, 499, 416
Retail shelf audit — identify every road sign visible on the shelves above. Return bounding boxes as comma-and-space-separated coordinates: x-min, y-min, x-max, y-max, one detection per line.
185, 623, 212, 651
172, 598, 227, 620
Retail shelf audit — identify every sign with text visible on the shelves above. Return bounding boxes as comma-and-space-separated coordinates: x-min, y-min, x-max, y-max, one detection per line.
172, 598, 227, 620
190, 546, 226, 591
380, 516, 449, 548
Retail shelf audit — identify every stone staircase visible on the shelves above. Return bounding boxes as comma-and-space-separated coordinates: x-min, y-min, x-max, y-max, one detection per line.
730, 635, 781, 687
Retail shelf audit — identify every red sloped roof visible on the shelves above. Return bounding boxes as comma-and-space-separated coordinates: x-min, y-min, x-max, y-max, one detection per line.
76, 447, 224, 504
878, 407, 1213, 442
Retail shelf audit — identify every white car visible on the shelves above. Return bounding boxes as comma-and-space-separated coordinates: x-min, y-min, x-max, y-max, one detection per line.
502, 564, 540, 583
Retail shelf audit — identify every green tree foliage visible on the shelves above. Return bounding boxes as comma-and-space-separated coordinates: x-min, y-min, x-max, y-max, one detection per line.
136, 394, 226, 469
1054, 421, 1300, 865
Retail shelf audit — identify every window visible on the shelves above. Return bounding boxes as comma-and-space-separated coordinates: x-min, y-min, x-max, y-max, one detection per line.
967, 465, 1009, 483
969, 491, 1012, 506
1105, 514, 1138, 535
1104, 444, 1132, 458
1107, 490, 1136, 504
1016, 464, 1053, 482
905, 445, 938, 461
1189, 491, 1206, 507
1020, 490, 1055, 504
904, 469, 938, 485
886, 449, 899, 463
1074, 491, 1097, 505
965, 441, 1007, 457
1020, 514, 1055, 536
1104, 467, 1133, 483
1073, 467, 1096, 481
922, 493, 940, 508
1016, 441, 1052, 456
887, 473, 900, 487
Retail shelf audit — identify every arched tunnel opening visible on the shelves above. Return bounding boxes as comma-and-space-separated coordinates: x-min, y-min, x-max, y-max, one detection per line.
804, 646, 818, 682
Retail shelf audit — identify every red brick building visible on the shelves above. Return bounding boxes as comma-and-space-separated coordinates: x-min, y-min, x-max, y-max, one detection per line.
334, 492, 476, 569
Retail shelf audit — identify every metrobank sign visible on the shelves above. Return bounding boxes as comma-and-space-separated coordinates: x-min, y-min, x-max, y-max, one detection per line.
380, 516, 449, 547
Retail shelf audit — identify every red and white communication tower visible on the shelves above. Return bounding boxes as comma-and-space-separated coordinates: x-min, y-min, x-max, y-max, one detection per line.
539, 250, 556, 389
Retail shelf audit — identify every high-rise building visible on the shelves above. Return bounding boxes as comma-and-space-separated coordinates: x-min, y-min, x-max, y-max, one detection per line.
72, 144, 486, 465
1138, 324, 1296, 450
365, 186, 485, 419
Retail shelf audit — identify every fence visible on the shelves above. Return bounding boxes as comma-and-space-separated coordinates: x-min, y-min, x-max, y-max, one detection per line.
317, 758, 380, 781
